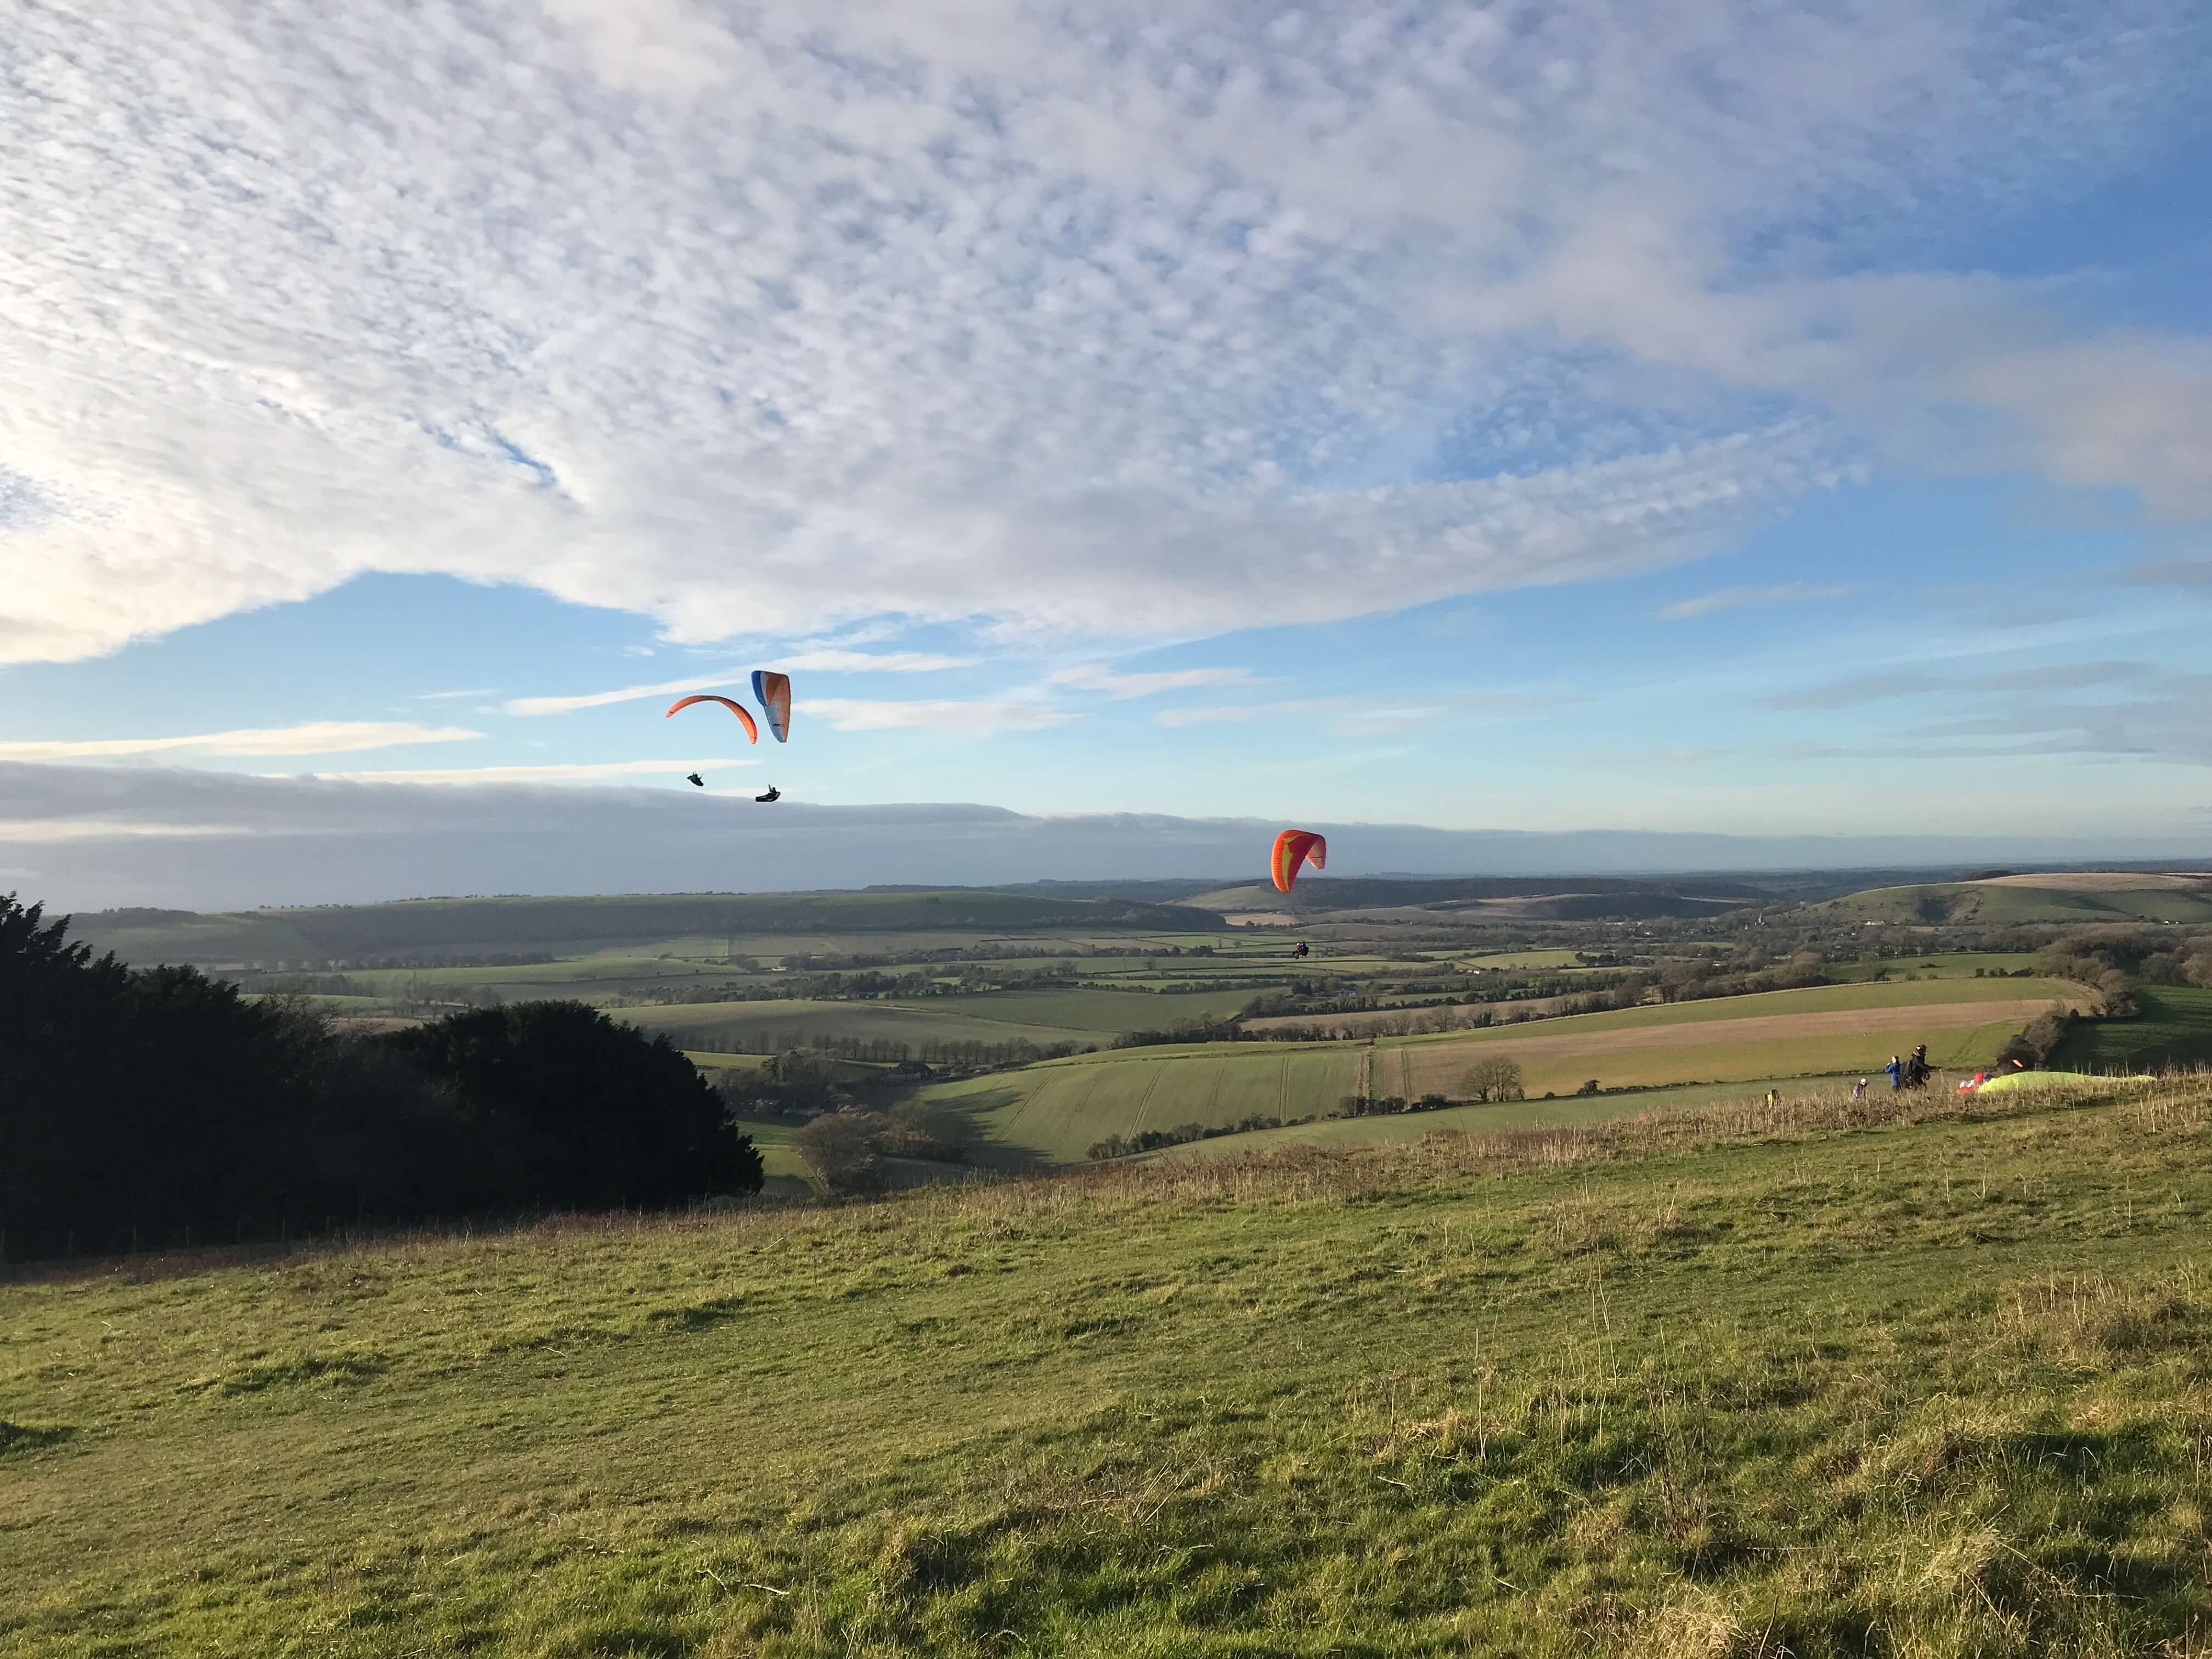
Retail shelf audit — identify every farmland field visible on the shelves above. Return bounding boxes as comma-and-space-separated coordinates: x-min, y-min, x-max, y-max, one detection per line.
883, 985, 1261, 1031
913, 1045, 1367, 1164
622, 999, 1106, 1054
1155, 1072, 1868, 1160
1390, 984, 2083, 1099
904, 978, 2090, 1166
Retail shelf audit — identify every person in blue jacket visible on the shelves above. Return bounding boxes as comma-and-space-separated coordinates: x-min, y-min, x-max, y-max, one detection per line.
1884, 1054, 1904, 1090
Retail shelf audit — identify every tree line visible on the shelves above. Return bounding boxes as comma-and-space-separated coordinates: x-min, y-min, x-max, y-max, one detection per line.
0, 895, 761, 1262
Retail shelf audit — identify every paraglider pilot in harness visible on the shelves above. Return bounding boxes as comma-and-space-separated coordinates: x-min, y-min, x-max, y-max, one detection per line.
755, 785, 781, 803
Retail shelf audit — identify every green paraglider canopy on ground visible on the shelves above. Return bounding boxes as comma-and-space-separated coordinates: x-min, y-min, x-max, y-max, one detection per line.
1971, 1069, 2155, 1095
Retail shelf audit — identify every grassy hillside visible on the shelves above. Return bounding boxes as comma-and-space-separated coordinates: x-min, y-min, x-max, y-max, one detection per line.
1820, 872, 2212, 927
5, 1077, 2208, 1655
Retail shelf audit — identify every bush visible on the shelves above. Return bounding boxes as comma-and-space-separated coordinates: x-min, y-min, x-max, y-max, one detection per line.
793, 1109, 889, 1194
1461, 1057, 1527, 1103
1998, 1011, 2073, 1070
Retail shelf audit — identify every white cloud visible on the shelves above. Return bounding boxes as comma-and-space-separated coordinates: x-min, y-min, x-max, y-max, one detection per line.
309, 757, 755, 785
774, 650, 978, 674
0, 819, 239, 843
1, 0, 2205, 666
507, 653, 977, 715
1049, 665, 1258, 699
805, 698, 1070, 735
506, 675, 748, 717
1656, 583, 1864, 620
0, 722, 481, 760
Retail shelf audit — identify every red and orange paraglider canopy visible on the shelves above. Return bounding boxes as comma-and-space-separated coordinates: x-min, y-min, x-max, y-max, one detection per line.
665, 694, 759, 743
1269, 829, 1326, 894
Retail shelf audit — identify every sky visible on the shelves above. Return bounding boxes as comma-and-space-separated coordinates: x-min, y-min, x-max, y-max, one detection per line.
3, 0, 2211, 906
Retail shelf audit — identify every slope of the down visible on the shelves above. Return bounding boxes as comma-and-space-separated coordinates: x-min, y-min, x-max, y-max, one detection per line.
4, 1077, 2208, 1656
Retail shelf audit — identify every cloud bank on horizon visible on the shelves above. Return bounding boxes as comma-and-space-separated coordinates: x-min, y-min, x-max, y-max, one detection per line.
5, 761, 2202, 913
5, 0, 2208, 664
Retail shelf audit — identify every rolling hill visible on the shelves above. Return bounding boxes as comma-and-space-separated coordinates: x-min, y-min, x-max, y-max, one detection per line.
1816, 870, 2212, 927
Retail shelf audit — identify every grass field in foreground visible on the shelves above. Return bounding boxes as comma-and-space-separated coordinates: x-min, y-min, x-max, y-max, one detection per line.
4, 1077, 2208, 1656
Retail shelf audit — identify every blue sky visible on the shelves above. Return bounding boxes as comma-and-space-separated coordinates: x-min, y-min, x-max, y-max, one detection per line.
3, 0, 2211, 898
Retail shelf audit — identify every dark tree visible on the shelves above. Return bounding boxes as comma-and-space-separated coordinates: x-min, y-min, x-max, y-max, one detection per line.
380, 1001, 763, 1211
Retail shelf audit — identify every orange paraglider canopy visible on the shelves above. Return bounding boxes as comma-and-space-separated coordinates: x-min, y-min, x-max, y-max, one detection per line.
1270, 829, 1326, 894
665, 695, 759, 742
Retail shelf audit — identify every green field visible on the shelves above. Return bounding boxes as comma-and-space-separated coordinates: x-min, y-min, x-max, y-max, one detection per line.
884, 986, 1262, 1032
1152, 1073, 1872, 1161
2055, 984, 2212, 1073
622, 1000, 1108, 1054
1452, 948, 1586, 969
890, 978, 2091, 1166
910, 1046, 1368, 1165
6, 1076, 2208, 1655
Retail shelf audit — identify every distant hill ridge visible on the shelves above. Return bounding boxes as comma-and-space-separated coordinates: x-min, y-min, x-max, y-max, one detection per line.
64, 889, 1228, 963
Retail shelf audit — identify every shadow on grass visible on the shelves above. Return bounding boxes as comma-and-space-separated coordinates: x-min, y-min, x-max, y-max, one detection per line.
0, 1420, 77, 1456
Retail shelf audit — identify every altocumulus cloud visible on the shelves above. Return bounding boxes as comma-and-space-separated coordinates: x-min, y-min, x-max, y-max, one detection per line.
4, 1, 2206, 665
0, 722, 481, 761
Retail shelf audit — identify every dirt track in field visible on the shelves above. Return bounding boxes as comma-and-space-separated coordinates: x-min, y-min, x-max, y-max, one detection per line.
1394, 996, 2079, 1064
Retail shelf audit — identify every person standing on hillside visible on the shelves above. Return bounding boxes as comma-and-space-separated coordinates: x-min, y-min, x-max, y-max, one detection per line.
1884, 1054, 1903, 1091
1853, 1077, 1867, 1101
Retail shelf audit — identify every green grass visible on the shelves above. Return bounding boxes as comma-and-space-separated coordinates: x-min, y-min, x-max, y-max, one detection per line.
5, 1077, 2209, 1655
1151, 1073, 1875, 1161
2056, 985, 2212, 1073
912, 1047, 1368, 1165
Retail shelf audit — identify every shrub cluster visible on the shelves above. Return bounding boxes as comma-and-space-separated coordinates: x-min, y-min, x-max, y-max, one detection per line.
791, 1100, 980, 1192
1085, 1113, 1306, 1161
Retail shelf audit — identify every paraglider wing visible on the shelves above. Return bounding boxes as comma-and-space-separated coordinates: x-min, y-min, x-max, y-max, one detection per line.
665, 695, 759, 743
1269, 829, 1327, 894
751, 671, 792, 743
